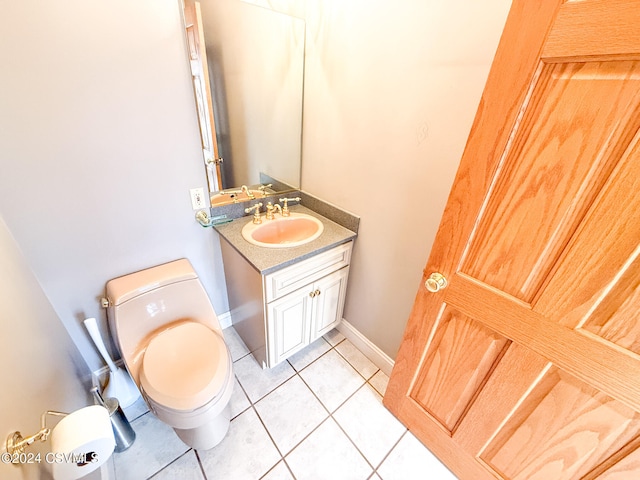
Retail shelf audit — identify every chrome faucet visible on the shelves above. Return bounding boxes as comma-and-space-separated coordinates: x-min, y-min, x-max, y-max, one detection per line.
244, 202, 263, 224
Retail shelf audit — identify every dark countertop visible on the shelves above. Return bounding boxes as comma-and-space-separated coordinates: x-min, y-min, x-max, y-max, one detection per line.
214, 204, 357, 275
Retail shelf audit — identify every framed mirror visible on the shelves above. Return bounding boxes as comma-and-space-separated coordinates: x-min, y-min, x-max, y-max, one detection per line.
182, 0, 305, 206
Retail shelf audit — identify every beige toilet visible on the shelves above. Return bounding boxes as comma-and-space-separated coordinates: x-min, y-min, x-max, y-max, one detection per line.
105, 258, 233, 450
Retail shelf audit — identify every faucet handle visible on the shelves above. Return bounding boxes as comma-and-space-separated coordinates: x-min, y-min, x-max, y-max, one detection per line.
258, 184, 273, 195
220, 189, 242, 196
244, 202, 263, 224
279, 197, 301, 217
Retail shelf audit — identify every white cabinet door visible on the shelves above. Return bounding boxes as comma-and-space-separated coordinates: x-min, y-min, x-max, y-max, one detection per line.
311, 266, 349, 340
267, 286, 313, 366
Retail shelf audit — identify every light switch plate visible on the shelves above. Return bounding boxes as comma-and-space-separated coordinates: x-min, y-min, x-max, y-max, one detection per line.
189, 187, 207, 210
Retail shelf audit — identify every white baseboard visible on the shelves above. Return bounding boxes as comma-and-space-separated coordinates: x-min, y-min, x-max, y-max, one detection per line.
218, 310, 233, 330
337, 319, 395, 377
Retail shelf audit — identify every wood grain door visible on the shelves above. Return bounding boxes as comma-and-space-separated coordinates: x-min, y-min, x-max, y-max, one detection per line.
384, 1, 640, 479
183, 0, 223, 192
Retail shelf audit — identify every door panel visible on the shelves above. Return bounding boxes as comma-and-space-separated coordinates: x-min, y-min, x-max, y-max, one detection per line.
542, 0, 640, 61
582, 260, 640, 355
410, 307, 509, 433
481, 367, 640, 480
463, 61, 640, 302
596, 442, 640, 479
534, 133, 640, 322
447, 275, 640, 412
384, 1, 640, 478
454, 344, 551, 454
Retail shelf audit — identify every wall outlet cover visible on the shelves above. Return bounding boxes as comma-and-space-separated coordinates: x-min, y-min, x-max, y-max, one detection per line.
190, 187, 207, 210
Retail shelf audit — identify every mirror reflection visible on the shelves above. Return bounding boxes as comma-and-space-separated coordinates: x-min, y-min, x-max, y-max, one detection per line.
182, 0, 305, 206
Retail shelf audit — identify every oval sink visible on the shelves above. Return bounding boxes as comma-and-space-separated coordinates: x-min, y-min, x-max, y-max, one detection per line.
211, 190, 266, 206
241, 213, 324, 248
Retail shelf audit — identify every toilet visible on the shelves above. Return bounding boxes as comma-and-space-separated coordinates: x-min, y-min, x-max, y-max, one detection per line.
105, 258, 233, 450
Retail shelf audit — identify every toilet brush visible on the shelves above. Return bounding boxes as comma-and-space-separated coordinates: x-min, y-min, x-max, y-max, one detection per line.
84, 317, 140, 408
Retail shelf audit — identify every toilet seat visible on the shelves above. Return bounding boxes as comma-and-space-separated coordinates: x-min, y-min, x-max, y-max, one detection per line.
139, 322, 230, 411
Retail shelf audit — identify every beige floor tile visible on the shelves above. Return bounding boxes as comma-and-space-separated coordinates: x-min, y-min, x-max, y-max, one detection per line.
197, 408, 280, 480
377, 431, 456, 480
299, 349, 365, 412
113, 413, 188, 480
323, 328, 345, 346
369, 370, 390, 396
333, 385, 406, 467
229, 376, 251, 419
335, 339, 379, 379
286, 419, 372, 480
287, 336, 331, 371
223, 326, 250, 361
234, 353, 295, 403
261, 460, 295, 480
150, 450, 204, 479
255, 375, 328, 455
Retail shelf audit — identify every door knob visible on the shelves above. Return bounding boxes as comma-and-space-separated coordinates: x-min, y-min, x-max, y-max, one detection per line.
425, 272, 447, 293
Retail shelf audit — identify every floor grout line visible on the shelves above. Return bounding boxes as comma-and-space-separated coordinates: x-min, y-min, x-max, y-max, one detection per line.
277, 335, 393, 478
193, 448, 208, 480
130, 328, 404, 480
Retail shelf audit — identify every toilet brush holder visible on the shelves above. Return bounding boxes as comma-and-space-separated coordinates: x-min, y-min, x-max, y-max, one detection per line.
104, 398, 135, 452
91, 387, 135, 452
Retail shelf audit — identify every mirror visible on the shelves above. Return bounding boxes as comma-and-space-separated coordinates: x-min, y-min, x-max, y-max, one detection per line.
182, 0, 305, 206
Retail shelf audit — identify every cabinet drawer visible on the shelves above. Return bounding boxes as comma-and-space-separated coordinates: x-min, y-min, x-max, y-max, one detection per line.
264, 242, 352, 302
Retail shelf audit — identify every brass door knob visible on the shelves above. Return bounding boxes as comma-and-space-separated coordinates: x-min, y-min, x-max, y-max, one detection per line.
425, 272, 448, 293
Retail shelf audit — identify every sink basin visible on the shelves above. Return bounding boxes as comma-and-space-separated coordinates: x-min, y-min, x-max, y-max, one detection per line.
211, 190, 266, 206
241, 213, 324, 248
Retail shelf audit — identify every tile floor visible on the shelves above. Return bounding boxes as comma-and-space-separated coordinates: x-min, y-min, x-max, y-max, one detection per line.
109, 327, 456, 480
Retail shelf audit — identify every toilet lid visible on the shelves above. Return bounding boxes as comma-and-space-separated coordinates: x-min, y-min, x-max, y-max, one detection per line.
140, 322, 229, 411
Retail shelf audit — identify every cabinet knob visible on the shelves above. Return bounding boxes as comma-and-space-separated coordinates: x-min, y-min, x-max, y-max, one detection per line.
425, 272, 448, 293
309, 289, 321, 298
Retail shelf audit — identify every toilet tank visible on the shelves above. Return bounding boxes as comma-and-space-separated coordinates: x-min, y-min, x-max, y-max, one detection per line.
105, 259, 221, 383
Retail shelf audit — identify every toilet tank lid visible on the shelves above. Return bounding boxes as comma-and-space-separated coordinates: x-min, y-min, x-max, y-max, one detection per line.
106, 259, 198, 306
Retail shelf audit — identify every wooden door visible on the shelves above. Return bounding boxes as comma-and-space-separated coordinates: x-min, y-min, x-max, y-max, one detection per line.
183, 0, 223, 192
384, 1, 640, 479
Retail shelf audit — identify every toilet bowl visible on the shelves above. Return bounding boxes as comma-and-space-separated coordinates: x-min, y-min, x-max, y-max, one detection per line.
105, 259, 233, 450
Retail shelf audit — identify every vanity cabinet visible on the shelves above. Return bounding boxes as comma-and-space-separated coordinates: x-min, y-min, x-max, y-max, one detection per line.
267, 264, 349, 366
220, 240, 353, 368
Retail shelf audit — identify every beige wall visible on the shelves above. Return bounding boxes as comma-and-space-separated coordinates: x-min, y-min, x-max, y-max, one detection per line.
0, 0, 513, 378
0, 0, 229, 373
0, 216, 92, 480
300, 0, 512, 358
